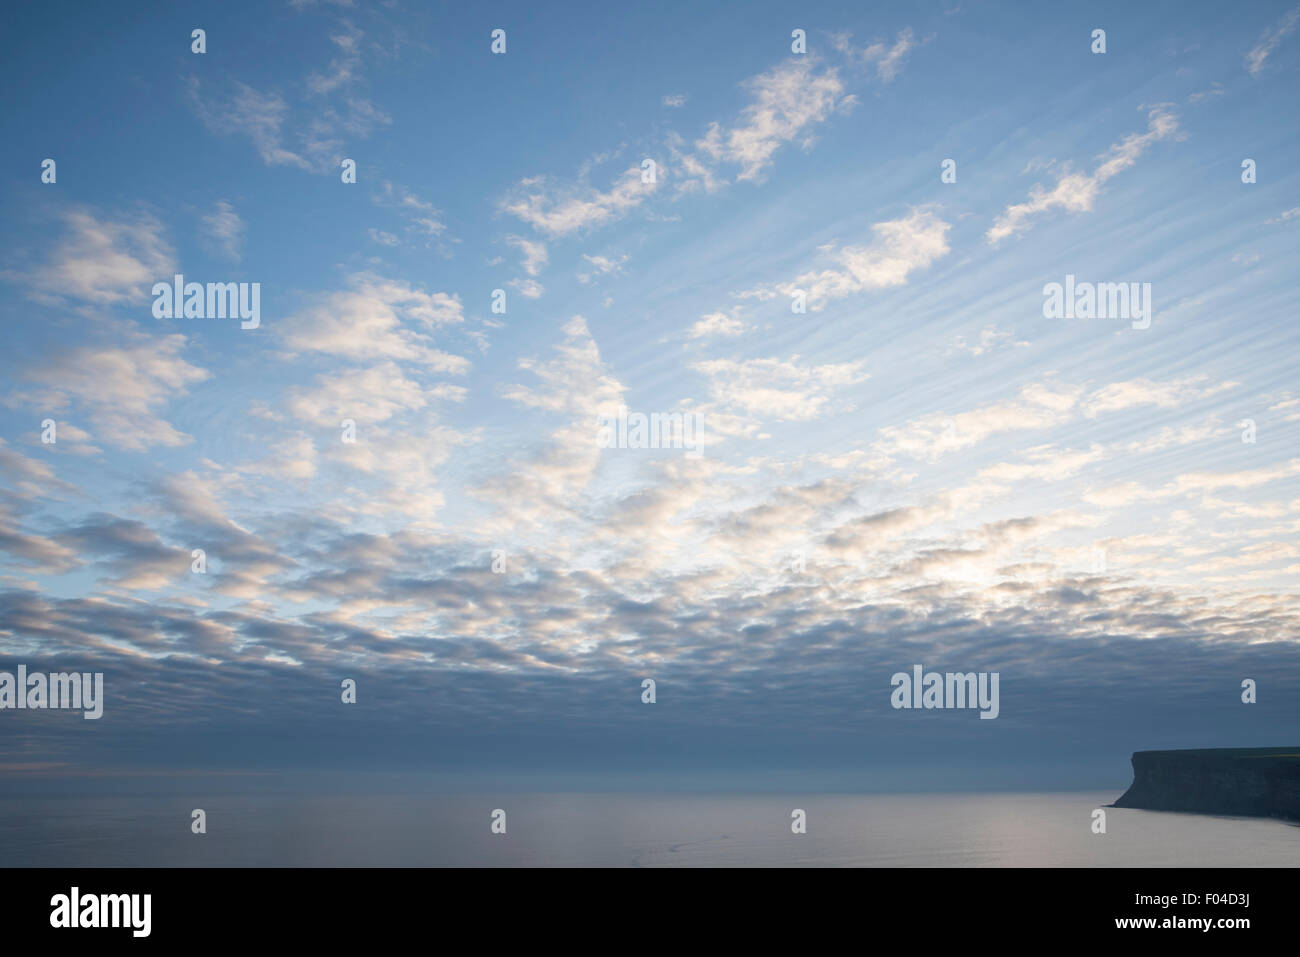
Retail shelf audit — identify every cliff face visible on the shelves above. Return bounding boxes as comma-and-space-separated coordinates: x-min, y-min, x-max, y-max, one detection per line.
1114, 747, 1300, 821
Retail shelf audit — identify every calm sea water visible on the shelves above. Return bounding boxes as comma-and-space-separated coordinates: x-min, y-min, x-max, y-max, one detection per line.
3, 791, 1297, 866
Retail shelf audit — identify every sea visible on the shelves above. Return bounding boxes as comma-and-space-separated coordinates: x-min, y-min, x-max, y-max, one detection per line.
2, 790, 1297, 867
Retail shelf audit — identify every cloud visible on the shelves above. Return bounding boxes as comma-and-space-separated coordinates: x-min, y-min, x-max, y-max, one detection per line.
1081, 376, 1235, 418
279, 274, 468, 371
10, 335, 209, 451
667, 139, 725, 194
832, 28, 918, 82
478, 317, 626, 524
153, 472, 297, 596
692, 58, 853, 183
875, 375, 1233, 463
948, 326, 1028, 357
508, 278, 545, 299
0, 520, 80, 574
876, 381, 1082, 461
1246, 5, 1300, 75
236, 432, 319, 483
187, 23, 390, 175
501, 167, 657, 238
976, 446, 1107, 484
739, 207, 951, 309
868, 29, 917, 81
288, 361, 458, 426
986, 108, 1180, 245
662, 94, 687, 107
502, 53, 865, 227
1085, 459, 1300, 507
688, 309, 748, 339
501, 316, 623, 417
0, 440, 81, 500
7, 209, 173, 306
9, 10, 1300, 789
372, 182, 447, 241
1268, 394, 1300, 422
1170, 459, 1300, 496
506, 235, 548, 276
200, 200, 245, 261
692, 355, 869, 425
307, 22, 363, 94
304, 104, 390, 168
189, 80, 312, 170
57, 515, 190, 591
328, 431, 467, 524
1187, 83, 1225, 104
576, 253, 627, 284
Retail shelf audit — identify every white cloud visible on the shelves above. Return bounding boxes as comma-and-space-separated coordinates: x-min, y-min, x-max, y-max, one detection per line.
12, 335, 210, 451
506, 235, 549, 276
501, 168, 657, 238
1246, 5, 1300, 75
668, 138, 725, 194
977, 446, 1107, 484
10, 209, 173, 306
692, 356, 869, 424
1086, 459, 1300, 507
948, 326, 1028, 357
189, 80, 312, 170
875, 375, 1234, 463
833, 28, 918, 82
200, 200, 245, 261
876, 381, 1083, 461
688, 309, 748, 339
279, 274, 468, 371
188, 30, 390, 176
0, 439, 80, 499
239, 431, 319, 483
1082, 376, 1235, 418
1171, 458, 1300, 495
307, 23, 363, 94
577, 252, 627, 283
288, 361, 459, 425
502, 316, 624, 416
502, 54, 864, 226
373, 182, 447, 239
986, 108, 1180, 245
509, 278, 545, 299
739, 207, 951, 309
692, 58, 853, 183
1268, 394, 1300, 422
1187, 83, 1225, 104
478, 317, 627, 525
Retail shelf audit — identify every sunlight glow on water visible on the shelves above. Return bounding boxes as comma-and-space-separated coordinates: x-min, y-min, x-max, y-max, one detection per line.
4, 792, 1297, 867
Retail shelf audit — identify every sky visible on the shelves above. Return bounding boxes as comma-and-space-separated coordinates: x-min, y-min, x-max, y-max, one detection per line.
0, 0, 1298, 791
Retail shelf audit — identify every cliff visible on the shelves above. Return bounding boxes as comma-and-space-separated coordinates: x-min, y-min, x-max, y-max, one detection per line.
1113, 747, 1300, 822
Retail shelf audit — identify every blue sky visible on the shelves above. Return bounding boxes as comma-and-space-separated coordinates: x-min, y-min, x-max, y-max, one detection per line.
0, 0, 1298, 789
